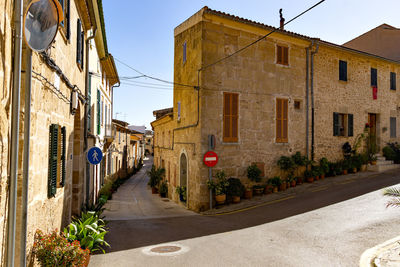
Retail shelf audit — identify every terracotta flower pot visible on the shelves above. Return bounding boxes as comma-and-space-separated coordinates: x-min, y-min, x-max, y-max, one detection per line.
371, 161, 377, 165
352, 168, 357, 173
320, 174, 325, 180
273, 186, 278, 193
342, 169, 348, 175
297, 177, 303, 185
151, 187, 158, 194
307, 177, 314, 183
264, 185, 273, 194
244, 189, 253, 199
232, 196, 240, 203
291, 180, 296, 187
215, 194, 226, 205
279, 183, 286, 191
315, 176, 319, 181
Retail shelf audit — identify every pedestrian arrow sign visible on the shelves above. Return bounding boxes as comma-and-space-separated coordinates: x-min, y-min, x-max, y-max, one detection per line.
87, 147, 103, 165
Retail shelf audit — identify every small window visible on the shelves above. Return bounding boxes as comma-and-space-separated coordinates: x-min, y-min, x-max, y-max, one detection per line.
294, 100, 301, 110
333, 113, 353, 137
339, 60, 347, 81
371, 68, 377, 87
277, 45, 289, 65
76, 19, 84, 69
390, 117, 397, 138
390, 72, 396, 90
183, 42, 187, 64
177, 101, 181, 121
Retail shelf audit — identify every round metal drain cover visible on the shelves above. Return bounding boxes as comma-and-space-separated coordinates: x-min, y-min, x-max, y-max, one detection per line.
151, 245, 181, 253
142, 243, 189, 256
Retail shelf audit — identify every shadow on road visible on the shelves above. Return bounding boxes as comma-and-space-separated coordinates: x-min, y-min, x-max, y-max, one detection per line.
104, 169, 400, 253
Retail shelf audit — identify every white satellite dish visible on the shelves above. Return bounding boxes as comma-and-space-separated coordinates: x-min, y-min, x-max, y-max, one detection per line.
23, 0, 63, 52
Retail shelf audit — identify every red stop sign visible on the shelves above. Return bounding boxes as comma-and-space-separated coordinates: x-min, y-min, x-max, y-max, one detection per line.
203, 151, 218, 167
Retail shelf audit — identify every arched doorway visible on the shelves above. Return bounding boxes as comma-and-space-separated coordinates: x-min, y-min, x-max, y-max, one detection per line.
179, 152, 188, 204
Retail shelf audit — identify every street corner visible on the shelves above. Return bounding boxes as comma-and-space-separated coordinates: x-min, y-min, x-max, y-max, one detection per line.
360, 236, 400, 267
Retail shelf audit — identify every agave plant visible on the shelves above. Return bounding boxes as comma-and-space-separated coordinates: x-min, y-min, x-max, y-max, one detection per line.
63, 211, 110, 253
383, 187, 400, 208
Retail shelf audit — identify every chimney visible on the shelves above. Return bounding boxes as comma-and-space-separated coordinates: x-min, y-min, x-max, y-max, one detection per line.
279, 9, 285, 30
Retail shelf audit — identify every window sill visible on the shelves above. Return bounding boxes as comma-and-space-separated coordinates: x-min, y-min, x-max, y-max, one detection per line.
276, 63, 290, 68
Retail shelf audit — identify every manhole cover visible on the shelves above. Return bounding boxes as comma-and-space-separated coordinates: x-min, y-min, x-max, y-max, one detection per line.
151, 246, 181, 253
142, 243, 189, 256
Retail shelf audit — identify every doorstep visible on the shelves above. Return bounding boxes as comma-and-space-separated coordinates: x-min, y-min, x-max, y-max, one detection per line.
201, 167, 391, 216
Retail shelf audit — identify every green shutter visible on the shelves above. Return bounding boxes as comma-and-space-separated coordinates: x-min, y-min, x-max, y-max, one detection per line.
333, 112, 339, 136
60, 127, 66, 186
88, 76, 91, 132
348, 114, 353, 137
48, 124, 58, 197
97, 89, 100, 135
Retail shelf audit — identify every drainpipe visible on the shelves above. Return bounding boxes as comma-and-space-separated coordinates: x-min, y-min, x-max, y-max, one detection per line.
20, 48, 32, 267
85, 29, 96, 204
310, 41, 319, 161
7, 0, 23, 266
305, 46, 310, 159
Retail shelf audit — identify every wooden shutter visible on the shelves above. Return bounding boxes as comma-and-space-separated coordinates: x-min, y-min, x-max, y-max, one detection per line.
97, 89, 100, 134
333, 112, 339, 136
87, 76, 91, 132
48, 124, 58, 197
66, 0, 70, 39
390, 72, 396, 90
77, 19, 82, 66
339, 60, 347, 81
223, 93, 238, 142
277, 46, 282, 64
80, 31, 84, 69
276, 98, 288, 142
60, 126, 66, 186
371, 68, 377, 86
283, 47, 288, 65
347, 114, 353, 137
390, 117, 396, 138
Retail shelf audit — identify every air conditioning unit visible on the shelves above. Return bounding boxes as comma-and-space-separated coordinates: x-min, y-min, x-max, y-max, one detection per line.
70, 91, 78, 115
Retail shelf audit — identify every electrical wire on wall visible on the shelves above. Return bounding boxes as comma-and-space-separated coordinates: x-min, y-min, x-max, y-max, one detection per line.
32, 70, 71, 104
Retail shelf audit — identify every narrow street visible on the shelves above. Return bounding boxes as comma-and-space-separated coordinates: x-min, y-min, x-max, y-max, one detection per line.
90, 157, 400, 267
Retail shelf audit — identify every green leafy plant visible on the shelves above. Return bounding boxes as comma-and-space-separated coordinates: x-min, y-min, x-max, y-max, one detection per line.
227, 178, 245, 197
175, 186, 187, 202
147, 165, 165, 188
319, 158, 329, 175
268, 176, 282, 187
207, 170, 229, 195
33, 229, 90, 267
63, 211, 110, 253
304, 169, 313, 178
159, 180, 168, 195
383, 143, 400, 163
383, 187, 400, 208
277, 156, 296, 178
292, 152, 307, 166
247, 164, 262, 183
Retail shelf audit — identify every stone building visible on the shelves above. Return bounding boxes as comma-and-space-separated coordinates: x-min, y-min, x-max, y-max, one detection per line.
152, 7, 400, 212
0, 0, 117, 264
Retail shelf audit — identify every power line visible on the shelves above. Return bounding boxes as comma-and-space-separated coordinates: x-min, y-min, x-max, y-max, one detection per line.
199, 0, 326, 71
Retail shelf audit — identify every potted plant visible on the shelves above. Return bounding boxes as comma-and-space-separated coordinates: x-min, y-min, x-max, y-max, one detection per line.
319, 158, 329, 179
264, 180, 273, 194
175, 186, 187, 202
147, 165, 165, 194
289, 175, 296, 187
33, 230, 90, 267
312, 166, 320, 181
247, 164, 262, 183
277, 156, 295, 184
295, 176, 303, 185
292, 152, 307, 177
207, 170, 229, 205
253, 184, 264, 196
159, 180, 168, 198
304, 169, 313, 183
227, 178, 245, 203
244, 187, 253, 199
360, 152, 369, 171
269, 176, 281, 193
342, 159, 350, 175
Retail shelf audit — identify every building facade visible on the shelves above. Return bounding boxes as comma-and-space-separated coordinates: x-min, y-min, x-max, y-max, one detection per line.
152, 7, 400, 212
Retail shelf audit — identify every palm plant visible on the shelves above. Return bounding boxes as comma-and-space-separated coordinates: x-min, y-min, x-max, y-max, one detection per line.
383, 187, 400, 208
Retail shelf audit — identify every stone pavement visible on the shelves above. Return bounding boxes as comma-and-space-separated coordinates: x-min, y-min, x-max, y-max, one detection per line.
360, 235, 400, 267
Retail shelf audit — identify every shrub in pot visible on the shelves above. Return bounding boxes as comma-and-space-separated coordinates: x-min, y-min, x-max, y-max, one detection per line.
159, 180, 168, 198
147, 165, 165, 193
304, 169, 313, 183
175, 186, 187, 202
269, 176, 281, 192
319, 158, 329, 178
244, 187, 253, 199
253, 184, 265, 195
207, 170, 229, 205
227, 177, 245, 203
247, 164, 262, 183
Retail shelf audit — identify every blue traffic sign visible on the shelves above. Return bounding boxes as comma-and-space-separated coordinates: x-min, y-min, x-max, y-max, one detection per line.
87, 147, 103, 165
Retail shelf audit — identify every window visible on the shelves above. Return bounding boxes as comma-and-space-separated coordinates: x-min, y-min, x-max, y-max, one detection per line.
333, 112, 353, 137
276, 98, 288, 142
58, 0, 70, 39
177, 101, 181, 121
48, 124, 66, 198
390, 117, 397, 138
339, 60, 347, 81
183, 42, 187, 63
371, 68, 377, 87
277, 45, 289, 65
294, 100, 301, 110
76, 19, 84, 69
223, 92, 239, 142
390, 72, 396, 90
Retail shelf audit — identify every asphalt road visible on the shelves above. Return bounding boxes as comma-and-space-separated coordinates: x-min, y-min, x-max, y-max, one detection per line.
90, 159, 400, 267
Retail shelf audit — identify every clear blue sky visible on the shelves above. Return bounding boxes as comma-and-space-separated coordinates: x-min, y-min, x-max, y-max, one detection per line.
102, 0, 400, 129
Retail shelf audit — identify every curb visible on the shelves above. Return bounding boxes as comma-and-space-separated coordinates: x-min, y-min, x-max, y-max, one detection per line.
360, 236, 400, 267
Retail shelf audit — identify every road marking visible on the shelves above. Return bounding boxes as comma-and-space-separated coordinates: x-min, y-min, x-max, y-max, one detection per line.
202, 195, 295, 216
311, 186, 329, 192
339, 179, 355, 185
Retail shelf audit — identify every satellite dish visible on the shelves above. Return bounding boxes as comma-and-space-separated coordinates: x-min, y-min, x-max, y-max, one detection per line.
23, 0, 63, 52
